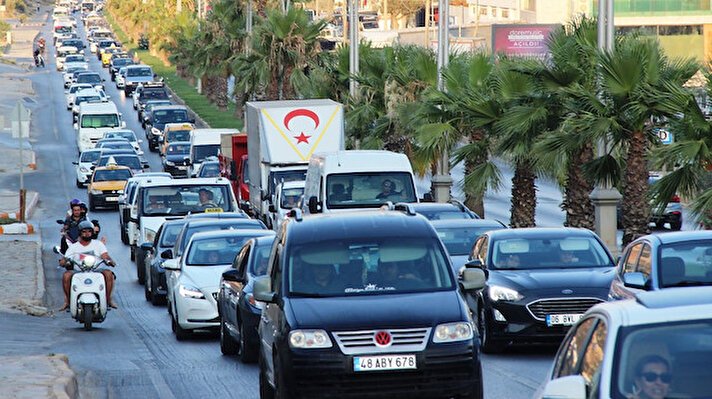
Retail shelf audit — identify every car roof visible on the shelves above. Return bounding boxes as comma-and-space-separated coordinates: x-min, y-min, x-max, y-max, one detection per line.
287, 210, 436, 245
98, 150, 137, 156
486, 227, 597, 240
166, 141, 190, 147
184, 219, 263, 229
139, 177, 231, 188
634, 231, 712, 245
184, 212, 247, 219
189, 229, 273, 242
429, 219, 506, 229
95, 164, 131, 171
151, 105, 187, 111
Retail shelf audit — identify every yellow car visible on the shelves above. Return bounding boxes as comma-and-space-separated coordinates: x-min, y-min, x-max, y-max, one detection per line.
161, 123, 195, 155
87, 163, 133, 211
101, 48, 124, 67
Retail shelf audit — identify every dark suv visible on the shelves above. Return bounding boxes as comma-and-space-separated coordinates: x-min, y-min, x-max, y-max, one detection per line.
144, 105, 193, 152
254, 208, 487, 399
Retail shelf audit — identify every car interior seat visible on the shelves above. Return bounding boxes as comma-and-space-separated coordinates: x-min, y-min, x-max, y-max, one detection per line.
660, 256, 685, 287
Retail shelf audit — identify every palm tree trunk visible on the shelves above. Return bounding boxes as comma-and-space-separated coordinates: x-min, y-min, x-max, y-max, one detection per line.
509, 158, 537, 228
464, 129, 486, 218
562, 143, 595, 230
215, 74, 229, 111
621, 129, 650, 246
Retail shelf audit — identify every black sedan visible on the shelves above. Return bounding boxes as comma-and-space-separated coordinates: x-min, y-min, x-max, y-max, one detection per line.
141, 219, 189, 305
609, 231, 712, 301
217, 234, 276, 362
161, 141, 191, 177
466, 227, 616, 353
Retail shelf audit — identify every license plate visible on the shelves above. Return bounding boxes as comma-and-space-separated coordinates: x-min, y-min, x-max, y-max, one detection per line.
353, 354, 416, 372
546, 314, 583, 326
177, 166, 187, 170
106, 197, 118, 202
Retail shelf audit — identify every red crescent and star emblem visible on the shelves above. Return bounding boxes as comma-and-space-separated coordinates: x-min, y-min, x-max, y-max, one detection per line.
284, 109, 320, 145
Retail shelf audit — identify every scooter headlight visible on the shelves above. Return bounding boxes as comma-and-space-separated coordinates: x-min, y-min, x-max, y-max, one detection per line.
84, 278, 93, 285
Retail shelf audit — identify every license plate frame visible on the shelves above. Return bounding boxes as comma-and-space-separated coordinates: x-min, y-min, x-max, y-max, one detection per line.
353, 354, 416, 372
546, 313, 583, 326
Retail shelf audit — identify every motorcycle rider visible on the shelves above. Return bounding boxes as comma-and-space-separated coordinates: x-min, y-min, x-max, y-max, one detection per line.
60, 202, 87, 254
59, 221, 117, 310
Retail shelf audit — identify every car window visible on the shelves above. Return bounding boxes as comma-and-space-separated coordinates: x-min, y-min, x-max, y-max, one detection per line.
185, 236, 252, 266
580, 320, 607, 397
159, 223, 184, 248
437, 226, 500, 256
233, 245, 249, 272
490, 236, 613, 270
249, 244, 272, 277
623, 244, 643, 275
554, 318, 596, 378
93, 168, 131, 182
658, 240, 712, 287
636, 244, 652, 280
473, 236, 488, 264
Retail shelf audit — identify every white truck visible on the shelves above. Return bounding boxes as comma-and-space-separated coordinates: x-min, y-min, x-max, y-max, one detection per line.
246, 99, 344, 227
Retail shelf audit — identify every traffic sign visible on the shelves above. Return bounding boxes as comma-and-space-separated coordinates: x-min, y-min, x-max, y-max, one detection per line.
10, 101, 30, 139
656, 128, 673, 145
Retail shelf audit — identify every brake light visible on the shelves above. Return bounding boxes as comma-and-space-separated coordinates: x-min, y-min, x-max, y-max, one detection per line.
670, 195, 680, 203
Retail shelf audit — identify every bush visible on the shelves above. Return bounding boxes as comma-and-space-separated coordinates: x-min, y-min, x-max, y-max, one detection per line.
0, 20, 11, 39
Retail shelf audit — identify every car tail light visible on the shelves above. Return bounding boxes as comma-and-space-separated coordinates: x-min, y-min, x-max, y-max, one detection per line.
670, 195, 680, 203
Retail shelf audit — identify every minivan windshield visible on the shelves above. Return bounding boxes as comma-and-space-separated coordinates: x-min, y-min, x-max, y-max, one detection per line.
81, 114, 119, 128
141, 185, 234, 216
287, 237, 454, 297
326, 172, 417, 209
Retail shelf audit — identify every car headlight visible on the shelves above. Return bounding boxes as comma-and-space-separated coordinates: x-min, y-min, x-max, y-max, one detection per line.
79, 167, 89, 173
90, 189, 102, 194
288, 329, 332, 349
144, 228, 156, 243
117, 189, 124, 194
179, 284, 205, 299
165, 160, 175, 166
488, 285, 524, 302
433, 322, 474, 343
151, 127, 161, 136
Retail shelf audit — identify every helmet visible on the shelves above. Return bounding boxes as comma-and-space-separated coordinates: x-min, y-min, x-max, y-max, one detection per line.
70, 199, 81, 205
78, 220, 94, 232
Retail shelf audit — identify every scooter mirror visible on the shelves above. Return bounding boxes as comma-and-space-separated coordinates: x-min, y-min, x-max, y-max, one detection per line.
53, 246, 61, 254
56, 219, 64, 224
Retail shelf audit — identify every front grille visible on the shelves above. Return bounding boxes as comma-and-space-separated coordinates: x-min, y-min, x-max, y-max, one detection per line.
333, 328, 430, 355
526, 298, 603, 321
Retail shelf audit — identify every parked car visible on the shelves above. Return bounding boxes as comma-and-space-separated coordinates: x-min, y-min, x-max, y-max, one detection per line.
539, 287, 712, 399
142, 219, 189, 305
254, 208, 487, 398
467, 227, 617, 353
218, 234, 276, 361
609, 231, 712, 301
164, 229, 275, 340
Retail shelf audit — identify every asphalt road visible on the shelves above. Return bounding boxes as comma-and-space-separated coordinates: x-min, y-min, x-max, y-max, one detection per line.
0, 12, 695, 399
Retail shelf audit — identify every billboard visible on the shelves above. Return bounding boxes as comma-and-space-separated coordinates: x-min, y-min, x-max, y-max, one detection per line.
492, 24, 560, 59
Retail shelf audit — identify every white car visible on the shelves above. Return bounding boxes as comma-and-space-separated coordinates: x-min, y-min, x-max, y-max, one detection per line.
116, 67, 128, 89
539, 287, 712, 399
73, 148, 103, 187
270, 180, 305, 229
55, 45, 79, 71
103, 129, 144, 155
72, 88, 109, 117
164, 229, 273, 340
62, 54, 87, 70
64, 83, 93, 109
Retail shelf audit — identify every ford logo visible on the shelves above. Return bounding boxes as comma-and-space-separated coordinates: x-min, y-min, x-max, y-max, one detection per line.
561, 289, 574, 295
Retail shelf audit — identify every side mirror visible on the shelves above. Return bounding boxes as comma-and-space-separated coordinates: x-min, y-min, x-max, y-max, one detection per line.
72, 161, 79, 165
465, 259, 484, 269
106, 95, 111, 100
308, 196, 321, 214
53, 246, 61, 254
138, 139, 143, 144
541, 375, 586, 399
140, 242, 153, 252
460, 268, 487, 291
162, 259, 180, 271
622, 272, 647, 290
143, 164, 150, 169
190, 118, 196, 124
184, 157, 191, 165
261, 189, 269, 201
222, 269, 246, 284
253, 276, 276, 303
73, 123, 78, 130
56, 219, 65, 225
268, 203, 276, 213
160, 249, 173, 259
121, 121, 126, 128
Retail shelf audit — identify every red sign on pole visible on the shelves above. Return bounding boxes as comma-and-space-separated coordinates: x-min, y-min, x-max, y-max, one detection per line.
492, 24, 560, 59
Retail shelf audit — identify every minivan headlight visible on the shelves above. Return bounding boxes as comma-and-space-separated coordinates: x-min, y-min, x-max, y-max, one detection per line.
433, 322, 474, 343
288, 329, 332, 349
488, 285, 524, 302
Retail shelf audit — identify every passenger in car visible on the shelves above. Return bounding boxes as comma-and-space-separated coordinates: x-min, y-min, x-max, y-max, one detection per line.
298, 263, 344, 293
629, 355, 672, 399
375, 261, 425, 290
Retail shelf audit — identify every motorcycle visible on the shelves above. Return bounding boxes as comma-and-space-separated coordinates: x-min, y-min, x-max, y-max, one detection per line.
53, 246, 111, 331
34, 53, 45, 68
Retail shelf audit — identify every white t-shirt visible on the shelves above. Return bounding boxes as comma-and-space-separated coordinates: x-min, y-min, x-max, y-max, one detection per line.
65, 239, 108, 260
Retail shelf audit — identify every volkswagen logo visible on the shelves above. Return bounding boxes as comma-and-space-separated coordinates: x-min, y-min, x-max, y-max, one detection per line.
374, 331, 392, 347
561, 289, 574, 295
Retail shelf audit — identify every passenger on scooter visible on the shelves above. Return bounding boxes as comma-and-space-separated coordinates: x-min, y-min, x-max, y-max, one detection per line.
60, 203, 87, 253
59, 221, 117, 311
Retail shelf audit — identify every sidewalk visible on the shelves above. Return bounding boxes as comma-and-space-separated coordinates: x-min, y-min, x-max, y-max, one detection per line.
0, 6, 79, 399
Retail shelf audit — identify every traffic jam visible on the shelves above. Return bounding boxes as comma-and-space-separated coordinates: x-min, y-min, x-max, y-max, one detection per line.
43, 1, 712, 398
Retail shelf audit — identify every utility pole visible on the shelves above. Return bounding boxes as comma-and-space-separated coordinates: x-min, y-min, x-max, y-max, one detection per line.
349, 0, 359, 97
431, 0, 452, 202
590, 0, 621, 252
11, 102, 29, 223
424, 0, 431, 48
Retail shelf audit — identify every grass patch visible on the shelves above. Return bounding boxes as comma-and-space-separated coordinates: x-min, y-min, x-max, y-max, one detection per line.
0, 217, 19, 225
104, 12, 241, 129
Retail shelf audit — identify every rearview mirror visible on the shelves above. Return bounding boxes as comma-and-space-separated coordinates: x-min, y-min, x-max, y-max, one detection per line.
308, 196, 321, 214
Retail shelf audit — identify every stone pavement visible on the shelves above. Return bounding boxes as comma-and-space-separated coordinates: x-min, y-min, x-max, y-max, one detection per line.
0, 6, 79, 398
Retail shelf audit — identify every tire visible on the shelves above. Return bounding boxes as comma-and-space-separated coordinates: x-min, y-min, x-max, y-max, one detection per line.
273, 353, 291, 399
88, 196, 96, 212
259, 353, 276, 399
478, 304, 506, 354
135, 247, 145, 285
220, 316, 239, 355
82, 303, 93, 331
150, 277, 164, 306
76, 179, 83, 188
120, 224, 128, 245
240, 320, 258, 363
130, 245, 135, 261
174, 311, 191, 341
457, 364, 484, 399
144, 268, 152, 301
670, 220, 682, 231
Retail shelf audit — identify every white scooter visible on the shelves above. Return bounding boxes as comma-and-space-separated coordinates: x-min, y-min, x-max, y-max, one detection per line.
54, 246, 110, 331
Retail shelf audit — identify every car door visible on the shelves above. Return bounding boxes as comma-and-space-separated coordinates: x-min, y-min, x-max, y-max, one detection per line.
260, 241, 283, 381
609, 242, 644, 300
227, 244, 251, 329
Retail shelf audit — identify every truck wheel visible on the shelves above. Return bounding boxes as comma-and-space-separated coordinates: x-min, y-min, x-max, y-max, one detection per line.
83, 303, 93, 331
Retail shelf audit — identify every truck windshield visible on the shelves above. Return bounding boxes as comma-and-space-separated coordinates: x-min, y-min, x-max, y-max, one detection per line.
81, 114, 119, 128
192, 144, 219, 163
141, 185, 234, 216
287, 237, 454, 297
326, 172, 417, 209
269, 170, 306, 197
166, 130, 191, 142
280, 187, 303, 209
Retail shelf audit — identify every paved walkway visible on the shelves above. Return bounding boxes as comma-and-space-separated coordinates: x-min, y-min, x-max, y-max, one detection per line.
0, 6, 79, 398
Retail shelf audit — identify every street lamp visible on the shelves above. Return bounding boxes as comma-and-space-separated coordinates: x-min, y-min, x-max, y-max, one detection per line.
432, 0, 453, 202
349, 0, 359, 97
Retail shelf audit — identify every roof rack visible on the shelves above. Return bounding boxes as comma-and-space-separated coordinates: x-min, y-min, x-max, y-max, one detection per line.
380, 201, 416, 216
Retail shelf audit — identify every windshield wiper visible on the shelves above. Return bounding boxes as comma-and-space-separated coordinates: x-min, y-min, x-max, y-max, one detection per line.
289, 291, 328, 298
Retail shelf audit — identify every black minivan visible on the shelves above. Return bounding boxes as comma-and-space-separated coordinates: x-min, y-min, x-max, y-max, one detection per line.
254, 208, 487, 399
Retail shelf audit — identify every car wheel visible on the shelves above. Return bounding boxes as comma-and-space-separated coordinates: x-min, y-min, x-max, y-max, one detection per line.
670, 220, 682, 231
220, 316, 239, 355
259, 353, 275, 399
173, 310, 191, 341
144, 268, 152, 301
273, 353, 292, 399
240, 320, 258, 363
88, 196, 96, 212
76, 179, 83, 188
130, 245, 135, 261
135, 247, 146, 285
120, 225, 129, 245
478, 304, 506, 354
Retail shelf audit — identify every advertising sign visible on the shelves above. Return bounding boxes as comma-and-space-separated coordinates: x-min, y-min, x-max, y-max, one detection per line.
492, 24, 560, 59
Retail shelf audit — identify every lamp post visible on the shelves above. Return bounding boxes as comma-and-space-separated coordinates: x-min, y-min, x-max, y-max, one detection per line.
432, 0, 453, 202
349, 0, 359, 97
590, 0, 621, 252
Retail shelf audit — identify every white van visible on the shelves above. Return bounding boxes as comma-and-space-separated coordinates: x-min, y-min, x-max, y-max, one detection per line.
187, 129, 239, 177
302, 150, 418, 214
74, 102, 125, 153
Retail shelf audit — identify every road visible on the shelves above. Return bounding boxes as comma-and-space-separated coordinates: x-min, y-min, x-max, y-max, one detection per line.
0, 13, 696, 399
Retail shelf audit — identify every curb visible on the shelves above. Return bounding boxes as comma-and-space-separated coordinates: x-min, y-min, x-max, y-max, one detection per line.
33, 235, 45, 312
0, 223, 35, 234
